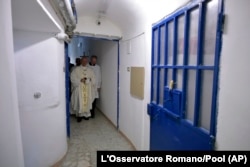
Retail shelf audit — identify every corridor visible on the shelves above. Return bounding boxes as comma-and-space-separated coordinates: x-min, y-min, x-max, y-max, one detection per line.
61, 110, 134, 167
1, 0, 250, 167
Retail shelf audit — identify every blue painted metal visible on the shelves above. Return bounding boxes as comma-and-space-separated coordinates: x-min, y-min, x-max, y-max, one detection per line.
149, 104, 213, 150
65, 42, 70, 138
164, 88, 182, 117
117, 40, 120, 130
152, 65, 214, 70
172, 18, 178, 83
164, 23, 168, 86
181, 11, 190, 118
152, 0, 208, 29
210, 0, 224, 136
73, 35, 119, 42
156, 28, 161, 104
150, 29, 155, 102
193, 3, 205, 127
148, 0, 223, 151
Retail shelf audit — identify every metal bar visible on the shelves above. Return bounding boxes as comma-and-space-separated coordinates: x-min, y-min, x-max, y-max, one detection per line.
173, 18, 178, 84
181, 11, 190, 118
210, 0, 224, 136
164, 23, 169, 86
156, 27, 161, 104
152, 0, 208, 29
150, 29, 155, 102
152, 65, 214, 70
64, 42, 70, 138
194, 3, 205, 126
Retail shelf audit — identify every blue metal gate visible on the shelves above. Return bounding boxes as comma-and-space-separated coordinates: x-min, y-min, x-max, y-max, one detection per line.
148, 0, 224, 150
65, 42, 70, 138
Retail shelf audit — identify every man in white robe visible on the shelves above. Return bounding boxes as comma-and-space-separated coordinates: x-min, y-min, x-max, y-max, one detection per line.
70, 56, 96, 122
88, 55, 101, 118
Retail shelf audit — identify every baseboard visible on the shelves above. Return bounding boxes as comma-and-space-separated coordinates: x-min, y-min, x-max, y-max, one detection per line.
96, 107, 137, 151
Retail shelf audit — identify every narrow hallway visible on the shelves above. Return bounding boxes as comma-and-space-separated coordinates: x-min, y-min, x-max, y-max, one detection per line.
1, 1, 250, 167
61, 110, 135, 167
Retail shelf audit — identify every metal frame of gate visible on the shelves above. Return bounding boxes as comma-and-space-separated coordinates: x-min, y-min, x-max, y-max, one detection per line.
65, 42, 70, 138
148, 0, 224, 150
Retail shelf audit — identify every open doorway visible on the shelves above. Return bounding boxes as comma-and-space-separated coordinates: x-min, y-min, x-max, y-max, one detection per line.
65, 36, 120, 137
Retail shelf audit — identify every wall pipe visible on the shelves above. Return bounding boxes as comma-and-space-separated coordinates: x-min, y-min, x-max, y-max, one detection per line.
55, 0, 76, 37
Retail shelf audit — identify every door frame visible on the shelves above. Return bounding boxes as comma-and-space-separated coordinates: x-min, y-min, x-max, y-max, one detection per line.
65, 36, 120, 136
65, 42, 71, 138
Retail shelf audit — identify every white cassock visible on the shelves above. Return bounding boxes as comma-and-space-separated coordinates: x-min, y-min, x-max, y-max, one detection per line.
88, 64, 101, 98
70, 65, 96, 117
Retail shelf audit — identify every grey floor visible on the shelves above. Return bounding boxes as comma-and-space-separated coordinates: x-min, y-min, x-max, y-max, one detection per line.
61, 110, 135, 167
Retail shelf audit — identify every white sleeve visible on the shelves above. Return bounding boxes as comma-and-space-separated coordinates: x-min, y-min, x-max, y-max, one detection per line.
70, 68, 81, 87
97, 65, 101, 88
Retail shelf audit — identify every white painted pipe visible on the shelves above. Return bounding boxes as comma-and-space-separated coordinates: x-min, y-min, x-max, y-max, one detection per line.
56, 0, 76, 32
63, 0, 76, 26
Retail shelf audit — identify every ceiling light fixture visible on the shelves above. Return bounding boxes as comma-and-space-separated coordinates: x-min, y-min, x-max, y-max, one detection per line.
36, 0, 64, 32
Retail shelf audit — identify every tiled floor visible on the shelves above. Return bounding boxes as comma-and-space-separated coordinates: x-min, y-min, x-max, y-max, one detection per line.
61, 110, 135, 167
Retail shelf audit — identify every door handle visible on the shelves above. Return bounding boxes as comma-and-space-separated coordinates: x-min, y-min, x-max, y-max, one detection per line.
169, 80, 174, 90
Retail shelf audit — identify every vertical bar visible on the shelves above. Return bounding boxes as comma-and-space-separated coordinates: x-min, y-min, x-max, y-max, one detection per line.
64, 42, 70, 138
117, 40, 120, 130
210, 0, 224, 136
164, 23, 169, 86
156, 27, 161, 104
172, 18, 178, 83
150, 29, 155, 102
194, 3, 205, 126
181, 11, 190, 118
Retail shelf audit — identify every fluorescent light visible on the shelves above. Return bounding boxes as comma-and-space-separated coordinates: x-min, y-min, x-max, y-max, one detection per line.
36, 0, 64, 32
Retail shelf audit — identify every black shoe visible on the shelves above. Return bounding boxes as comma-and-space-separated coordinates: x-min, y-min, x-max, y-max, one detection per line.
77, 117, 82, 123
83, 117, 89, 120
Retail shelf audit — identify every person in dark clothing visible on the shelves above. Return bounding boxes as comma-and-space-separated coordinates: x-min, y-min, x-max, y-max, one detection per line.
68, 57, 74, 72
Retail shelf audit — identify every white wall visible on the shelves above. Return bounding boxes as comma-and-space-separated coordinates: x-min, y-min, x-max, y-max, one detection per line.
216, 0, 250, 150
119, 34, 148, 149
0, 1, 25, 166
118, 0, 189, 150
89, 39, 118, 126
13, 30, 67, 167
75, 16, 122, 38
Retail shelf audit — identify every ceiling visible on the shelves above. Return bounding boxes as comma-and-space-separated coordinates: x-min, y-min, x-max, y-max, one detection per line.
74, 0, 144, 31
11, 0, 190, 36
12, 0, 62, 33
74, 0, 190, 35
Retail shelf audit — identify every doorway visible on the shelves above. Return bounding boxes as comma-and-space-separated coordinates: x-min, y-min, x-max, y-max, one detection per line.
65, 36, 120, 137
